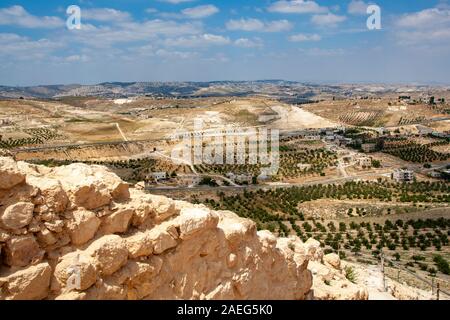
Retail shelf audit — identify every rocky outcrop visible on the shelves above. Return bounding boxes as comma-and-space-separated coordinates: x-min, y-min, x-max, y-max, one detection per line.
0, 157, 367, 300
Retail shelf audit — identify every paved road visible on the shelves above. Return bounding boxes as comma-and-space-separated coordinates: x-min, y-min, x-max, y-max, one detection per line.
148, 170, 391, 193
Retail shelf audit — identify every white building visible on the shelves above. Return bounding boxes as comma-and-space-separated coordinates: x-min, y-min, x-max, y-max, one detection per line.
148, 172, 167, 181
304, 134, 321, 141
358, 157, 372, 167
392, 169, 415, 182
177, 175, 201, 187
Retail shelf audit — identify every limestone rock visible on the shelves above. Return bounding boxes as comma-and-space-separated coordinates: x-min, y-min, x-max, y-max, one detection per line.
126, 224, 178, 258
0, 157, 25, 190
100, 208, 133, 234
151, 195, 179, 222
55, 291, 87, 300
85, 235, 128, 276
36, 228, 58, 246
50, 163, 129, 210
26, 176, 68, 213
125, 231, 153, 259
153, 230, 178, 254
4, 234, 43, 267
54, 251, 97, 292
1, 202, 34, 230
178, 207, 219, 239
44, 220, 65, 233
50, 164, 112, 210
324, 253, 341, 270
0, 262, 51, 300
67, 209, 101, 245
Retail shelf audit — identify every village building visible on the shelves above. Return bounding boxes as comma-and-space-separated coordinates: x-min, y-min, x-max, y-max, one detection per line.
392, 169, 415, 182
361, 143, 377, 153
358, 157, 373, 168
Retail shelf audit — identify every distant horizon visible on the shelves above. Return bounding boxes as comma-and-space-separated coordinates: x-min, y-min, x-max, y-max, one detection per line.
2, 79, 450, 88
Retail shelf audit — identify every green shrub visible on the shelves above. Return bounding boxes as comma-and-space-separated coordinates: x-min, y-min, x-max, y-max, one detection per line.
344, 266, 357, 283
433, 255, 450, 275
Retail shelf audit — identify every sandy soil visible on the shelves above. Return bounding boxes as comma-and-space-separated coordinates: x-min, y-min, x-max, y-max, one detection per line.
271, 105, 337, 130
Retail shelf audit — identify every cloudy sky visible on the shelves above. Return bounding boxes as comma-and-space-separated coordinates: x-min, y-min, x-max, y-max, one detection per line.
0, 0, 449, 86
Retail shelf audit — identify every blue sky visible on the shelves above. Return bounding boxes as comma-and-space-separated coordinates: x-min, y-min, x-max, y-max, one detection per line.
0, 0, 449, 86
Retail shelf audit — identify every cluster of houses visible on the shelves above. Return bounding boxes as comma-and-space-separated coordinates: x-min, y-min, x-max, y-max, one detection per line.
145, 170, 255, 189
283, 127, 354, 146
145, 171, 201, 188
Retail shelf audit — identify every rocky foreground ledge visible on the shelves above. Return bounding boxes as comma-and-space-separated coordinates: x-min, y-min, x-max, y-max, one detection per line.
0, 157, 367, 300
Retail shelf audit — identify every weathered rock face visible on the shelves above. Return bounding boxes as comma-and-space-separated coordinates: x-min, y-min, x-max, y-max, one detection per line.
0, 157, 367, 300
0, 157, 25, 190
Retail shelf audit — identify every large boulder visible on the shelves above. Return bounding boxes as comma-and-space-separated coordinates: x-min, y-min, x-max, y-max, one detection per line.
178, 207, 219, 239
54, 251, 97, 292
125, 232, 154, 259
50, 164, 129, 210
4, 234, 43, 267
67, 209, 101, 246
26, 176, 68, 213
0, 157, 25, 190
125, 224, 178, 258
0, 201, 34, 230
100, 208, 134, 234
0, 262, 51, 300
150, 195, 179, 222
219, 212, 257, 248
85, 235, 128, 276
324, 253, 341, 270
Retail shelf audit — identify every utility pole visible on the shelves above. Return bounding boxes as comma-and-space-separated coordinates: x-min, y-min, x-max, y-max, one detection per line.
381, 251, 386, 291
437, 283, 440, 301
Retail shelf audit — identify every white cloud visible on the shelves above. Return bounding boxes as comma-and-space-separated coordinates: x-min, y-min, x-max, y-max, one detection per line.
268, 0, 328, 14
226, 18, 293, 32
0, 33, 63, 60
146, 8, 159, 14
64, 54, 90, 63
288, 33, 321, 42
347, 0, 370, 15
397, 29, 450, 45
182, 5, 219, 19
234, 38, 263, 48
298, 47, 346, 56
395, 8, 450, 45
0, 5, 64, 28
396, 8, 450, 29
71, 20, 203, 48
311, 13, 346, 27
164, 34, 231, 47
155, 49, 198, 59
82, 8, 132, 22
